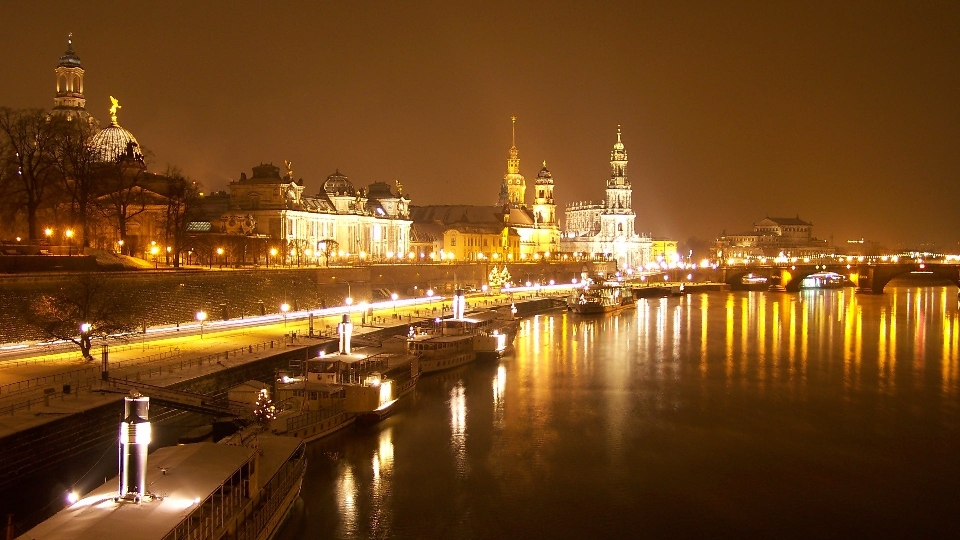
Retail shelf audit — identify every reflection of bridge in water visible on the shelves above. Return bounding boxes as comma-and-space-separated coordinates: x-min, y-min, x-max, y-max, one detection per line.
660, 262, 960, 294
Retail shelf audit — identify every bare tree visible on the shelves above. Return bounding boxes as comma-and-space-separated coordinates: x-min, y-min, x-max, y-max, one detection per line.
51, 117, 100, 250
94, 143, 151, 255
161, 166, 201, 268
0, 108, 61, 239
320, 239, 338, 267
26, 274, 138, 360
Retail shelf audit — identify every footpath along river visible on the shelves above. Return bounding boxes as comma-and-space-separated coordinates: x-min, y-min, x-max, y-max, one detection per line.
278, 286, 960, 539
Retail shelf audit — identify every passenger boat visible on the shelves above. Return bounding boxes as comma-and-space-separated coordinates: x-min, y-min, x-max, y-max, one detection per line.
799, 271, 844, 289
567, 283, 636, 315
470, 309, 520, 359
384, 289, 514, 372
272, 314, 419, 433
392, 318, 477, 373
19, 394, 306, 540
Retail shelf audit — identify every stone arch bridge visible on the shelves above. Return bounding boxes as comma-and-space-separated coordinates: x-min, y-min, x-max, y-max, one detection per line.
713, 263, 960, 293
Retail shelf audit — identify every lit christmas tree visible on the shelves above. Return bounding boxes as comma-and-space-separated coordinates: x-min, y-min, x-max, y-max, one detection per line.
253, 388, 276, 427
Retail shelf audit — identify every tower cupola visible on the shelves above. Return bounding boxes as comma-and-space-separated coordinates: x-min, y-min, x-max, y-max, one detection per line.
499, 116, 526, 208
52, 34, 90, 122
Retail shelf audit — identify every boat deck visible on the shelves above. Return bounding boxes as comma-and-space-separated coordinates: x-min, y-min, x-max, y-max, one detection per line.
19, 442, 257, 540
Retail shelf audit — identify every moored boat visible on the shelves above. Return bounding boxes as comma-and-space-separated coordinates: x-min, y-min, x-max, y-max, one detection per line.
19, 394, 306, 540
470, 309, 520, 359
567, 283, 636, 315
273, 314, 419, 433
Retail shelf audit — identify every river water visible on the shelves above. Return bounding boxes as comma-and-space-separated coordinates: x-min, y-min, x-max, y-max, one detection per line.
278, 286, 960, 539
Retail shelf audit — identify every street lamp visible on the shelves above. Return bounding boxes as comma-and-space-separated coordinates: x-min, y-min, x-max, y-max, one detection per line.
217, 247, 224, 268
196, 311, 207, 338
79, 322, 91, 360
391, 292, 399, 314
269, 247, 277, 268
150, 245, 160, 269
280, 302, 290, 327
65, 229, 74, 256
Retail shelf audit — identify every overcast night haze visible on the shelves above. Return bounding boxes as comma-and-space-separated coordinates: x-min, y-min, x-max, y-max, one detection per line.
1, 2, 960, 540
1, 0, 958, 248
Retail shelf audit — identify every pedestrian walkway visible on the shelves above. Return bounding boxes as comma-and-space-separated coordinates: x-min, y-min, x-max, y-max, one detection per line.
0, 290, 565, 439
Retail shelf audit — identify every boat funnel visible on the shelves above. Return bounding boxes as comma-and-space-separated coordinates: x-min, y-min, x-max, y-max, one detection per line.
339, 313, 353, 355
453, 289, 466, 320
118, 392, 150, 501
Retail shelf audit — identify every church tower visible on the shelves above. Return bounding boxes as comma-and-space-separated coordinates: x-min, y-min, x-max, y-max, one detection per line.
532, 161, 556, 226
51, 35, 93, 125
499, 116, 526, 208
601, 126, 635, 237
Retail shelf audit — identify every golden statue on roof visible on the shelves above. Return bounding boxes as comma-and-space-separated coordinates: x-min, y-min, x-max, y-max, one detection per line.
109, 96, 121, 124
395, 179, 403, 196
284, 160, 293, 179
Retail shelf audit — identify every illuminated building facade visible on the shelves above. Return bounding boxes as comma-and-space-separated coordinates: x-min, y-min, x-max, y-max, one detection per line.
560, 127, 652, 271
713, 216, 836, 260
225, 164, 412, 262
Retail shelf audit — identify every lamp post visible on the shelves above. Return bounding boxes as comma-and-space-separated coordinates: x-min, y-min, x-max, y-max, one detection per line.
196, 311, 207, 338
150, 245, 159, 269
269, 247, 277, 268
79, 322, 91, 360
280, 302, 290, 326
65, 229, 74, 256
217, 247, 224, 269
392, 292, 399, 314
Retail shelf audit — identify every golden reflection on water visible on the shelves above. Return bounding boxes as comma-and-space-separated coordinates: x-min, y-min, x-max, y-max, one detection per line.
336, 466, 358, 534
493, 364, 506, 426
450, 382, 467, 476
534, 288, 951, 400
369, 428, 394, 534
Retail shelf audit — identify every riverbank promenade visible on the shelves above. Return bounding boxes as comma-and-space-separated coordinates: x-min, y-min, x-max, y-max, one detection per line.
0, 287, 568, 439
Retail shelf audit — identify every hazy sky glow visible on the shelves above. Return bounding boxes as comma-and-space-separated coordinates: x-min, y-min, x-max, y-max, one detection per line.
2, 1, 957, 248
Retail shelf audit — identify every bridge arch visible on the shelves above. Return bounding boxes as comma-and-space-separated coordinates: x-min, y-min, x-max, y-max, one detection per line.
855, 264, 960, 294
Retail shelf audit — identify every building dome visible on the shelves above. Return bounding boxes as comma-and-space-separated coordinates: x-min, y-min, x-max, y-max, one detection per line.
322, 169, 355, 196
536, 161, 553, 184
58, 38, 83, 69
366, 181, 395, 199
90, 122, 142, 163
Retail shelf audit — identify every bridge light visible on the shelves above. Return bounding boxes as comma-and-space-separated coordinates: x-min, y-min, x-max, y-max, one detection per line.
846, 264, 851, 269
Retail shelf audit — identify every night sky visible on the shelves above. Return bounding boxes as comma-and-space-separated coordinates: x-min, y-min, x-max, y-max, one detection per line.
2, 1, 958, 249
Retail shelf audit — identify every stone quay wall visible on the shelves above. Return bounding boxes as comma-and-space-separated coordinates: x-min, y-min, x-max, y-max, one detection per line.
0, 261, 613, 344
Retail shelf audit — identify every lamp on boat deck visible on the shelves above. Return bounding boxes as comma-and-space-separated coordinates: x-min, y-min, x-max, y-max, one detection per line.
118, 392, 150, 501
339, 313, 353, 355
453, 289, 466, 320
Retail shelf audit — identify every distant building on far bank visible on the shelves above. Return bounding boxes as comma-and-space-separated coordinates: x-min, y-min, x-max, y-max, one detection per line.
713, 216, 835, 261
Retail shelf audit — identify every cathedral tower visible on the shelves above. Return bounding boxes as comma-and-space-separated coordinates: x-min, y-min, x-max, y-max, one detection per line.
532, 161, 556, 226
601, 126, 635, 237
499, 116, 526, 208
51, 34, 93, 124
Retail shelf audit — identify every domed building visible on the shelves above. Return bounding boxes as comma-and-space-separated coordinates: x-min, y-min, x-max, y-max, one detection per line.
322, 169, 356, 197
224, 163, 412, 264
89, 102, 144, 163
